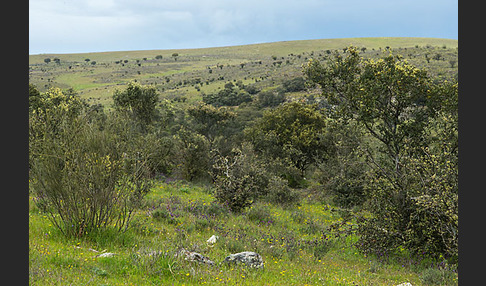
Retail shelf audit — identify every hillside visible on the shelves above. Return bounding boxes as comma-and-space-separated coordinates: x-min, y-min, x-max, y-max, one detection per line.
29, 37, 458, 106
29, 37, 458, 285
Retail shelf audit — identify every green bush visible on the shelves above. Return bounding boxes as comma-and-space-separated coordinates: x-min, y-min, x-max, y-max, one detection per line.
212, 143, 269, 212
173, 127, 211, 182
282, 76, 306, 92
264, 176, 300, 207
29, 93, 152, 237
420, 267, 457, 285
202, 82, 252, 107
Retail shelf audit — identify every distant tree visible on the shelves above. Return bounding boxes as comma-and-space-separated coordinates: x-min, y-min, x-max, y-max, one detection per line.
282, 76, 306, 92
187, 103, 236, 141
243, 84, 260, 95
53, 58, 61, 64
203, 82, 252, 107
90, 61, 96, 65
155, 55, 163, 60
173, 127, 211, 182
44, 58, 51, 64
112, 82, 159, 128
84, 58, 90, 63
256, 90, 285, 108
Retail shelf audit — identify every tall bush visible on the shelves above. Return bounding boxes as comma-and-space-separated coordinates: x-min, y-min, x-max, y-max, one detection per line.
29, 89, 152, 237
211, 143, 269, 212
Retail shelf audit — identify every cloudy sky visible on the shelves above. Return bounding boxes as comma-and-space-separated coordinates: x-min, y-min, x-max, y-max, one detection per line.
29, 0, 458, 54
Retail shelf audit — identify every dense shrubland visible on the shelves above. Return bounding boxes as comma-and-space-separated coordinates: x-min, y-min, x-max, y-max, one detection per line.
29, 45, 458, 275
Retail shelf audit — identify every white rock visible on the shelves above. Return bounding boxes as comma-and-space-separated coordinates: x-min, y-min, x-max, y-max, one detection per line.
207, 235, 219, 244
96, 252, 116, 258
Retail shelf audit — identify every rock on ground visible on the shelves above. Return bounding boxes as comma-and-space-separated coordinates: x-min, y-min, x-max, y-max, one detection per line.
176, 248, 215, 266
96, 252, 116, 258
207, 235, 219, 245
223, 251, 264, 269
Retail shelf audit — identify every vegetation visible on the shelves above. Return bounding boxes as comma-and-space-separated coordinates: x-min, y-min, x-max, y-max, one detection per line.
29, 38, 458, 285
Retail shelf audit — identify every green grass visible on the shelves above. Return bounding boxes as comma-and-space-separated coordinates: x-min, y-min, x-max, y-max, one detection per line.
29, 180, 458, 285
29, 37, 458, 108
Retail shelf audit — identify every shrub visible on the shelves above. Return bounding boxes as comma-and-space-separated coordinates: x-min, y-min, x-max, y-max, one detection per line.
282, 76, 306, 92
256, 90, 285, 108
246, 204, 273, 225
264, 176, 300, 207
30, 100, 152, 237
420, 267, 457, 285
212, 143, 269, 212
112, 82, 159, 128
202, 83, 252, 107
173, 127, 211, 182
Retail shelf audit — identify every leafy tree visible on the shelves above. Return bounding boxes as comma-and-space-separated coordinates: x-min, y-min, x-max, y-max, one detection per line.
243, 84, 260, 95
202, 82, 252, 107
187, 103, 236, 141
112, 82, 159, 128
304, 46, 458, 261
304, 47, 441, 177
245, 101, 331, 177
256, 90, 285, 108
155, 55, 163, 60
173, 127, 211, 182
282, 76, 306, 92
44, 58, 51, 64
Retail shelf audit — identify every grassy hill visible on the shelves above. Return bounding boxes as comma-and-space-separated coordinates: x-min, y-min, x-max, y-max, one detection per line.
29, 37, 458, 285
29, 37, 458, 107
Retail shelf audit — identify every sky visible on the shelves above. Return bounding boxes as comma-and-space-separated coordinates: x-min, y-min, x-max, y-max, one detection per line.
29, 0, 458, 55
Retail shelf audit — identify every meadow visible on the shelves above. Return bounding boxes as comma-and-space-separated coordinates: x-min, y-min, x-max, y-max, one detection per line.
29, 180, 457, 285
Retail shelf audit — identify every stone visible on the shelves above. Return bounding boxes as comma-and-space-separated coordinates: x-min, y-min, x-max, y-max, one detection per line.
96, 252, 116, 258
207, 235, 219, 245
176, 248, 215, 266
223, 251, 264, 269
